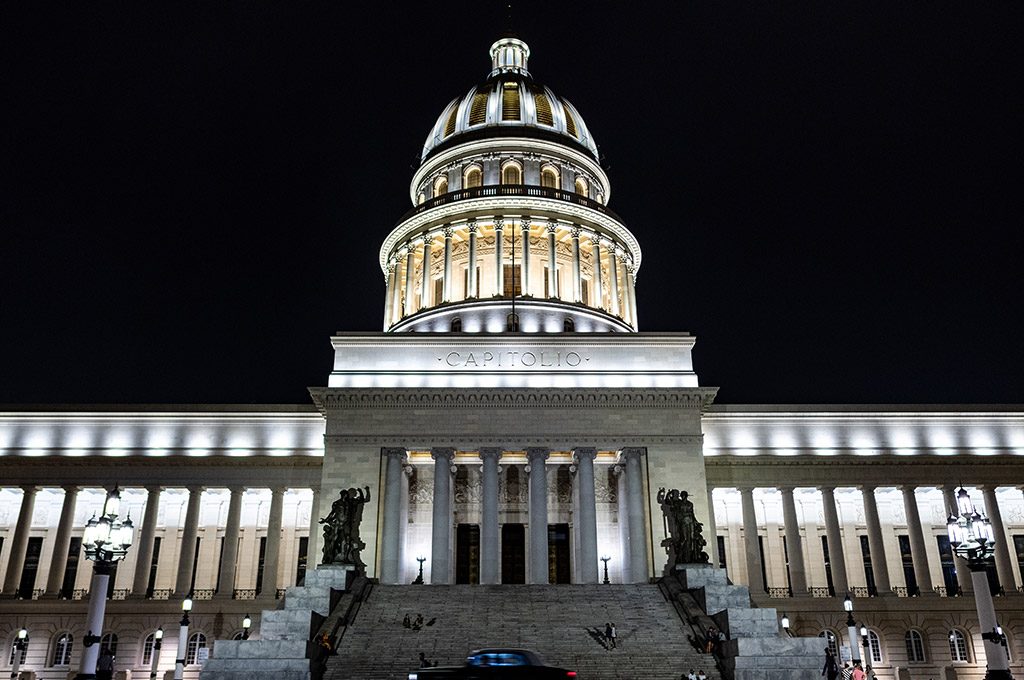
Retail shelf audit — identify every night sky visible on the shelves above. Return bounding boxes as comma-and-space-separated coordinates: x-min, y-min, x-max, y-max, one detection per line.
2, 3, 1021, 406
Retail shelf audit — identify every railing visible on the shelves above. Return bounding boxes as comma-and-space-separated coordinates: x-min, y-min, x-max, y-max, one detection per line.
193, 589, 215, 600
233, 589, 257, 600
893, 586, 909, 597
110, 589, 129, 600
809, 587, 834, 598
767, 587, 792, 598
395, 184, 624, 227
72, 588, 89, 600
149, 589, 171, 600
850, 586, 875, 598
934, 585, 962, 597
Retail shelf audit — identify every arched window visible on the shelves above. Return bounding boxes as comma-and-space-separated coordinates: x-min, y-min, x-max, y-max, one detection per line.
52, 633, 73, 666
563, 317, 575, 332
905, 629, 926, 663
8, 637, 28, 666
502, 163, 521, 185
99, 632, 118, 658
575, 177, 588, 197
465, 167, 482, 188
186, 633, 207, 666
819, 630, 839, 660
417, 192, 425, 205
434, 176, 448, 196
866, 629, 883, 664
231, 632, 245, 641
450, 317, 462, 332
506, 312, 519, 332
141, 633, 156, 666
541, 166, 559, 188
949, 629, 970, 662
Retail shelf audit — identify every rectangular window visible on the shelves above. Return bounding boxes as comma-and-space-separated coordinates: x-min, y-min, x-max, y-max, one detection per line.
543, 266, 550, 297
898, 535, 918, 595
18, 537, 43, 597
215, 537, 224, 592
434, 277, 443, 305
860, 535, 876, 595
783, 535, 792, 594
255, 536, 267, 595
61, 537, 82, 598
717, 536, 727, 570
1014, 535, 1024, 585
756, 535, 768, 591
147, 537, 162, 597
189, 537, 201, 592
936, 535, 959, 595
296, 537, 309, 587
821, 536, 835, 596
503, 264, 521, 297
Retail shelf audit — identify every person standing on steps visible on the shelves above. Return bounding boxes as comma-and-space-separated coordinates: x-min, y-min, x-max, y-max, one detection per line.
822, 647, 839, 680
604, 622, 613, 649
610, 622, 617, 649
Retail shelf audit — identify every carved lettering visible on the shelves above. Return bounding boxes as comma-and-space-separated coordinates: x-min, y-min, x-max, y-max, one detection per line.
437, 349, 590, 368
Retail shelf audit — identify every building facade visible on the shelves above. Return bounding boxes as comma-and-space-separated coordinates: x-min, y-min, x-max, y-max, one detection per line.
2, 34, 1023, 680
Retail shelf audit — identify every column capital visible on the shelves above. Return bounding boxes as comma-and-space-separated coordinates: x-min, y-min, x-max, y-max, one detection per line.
736, 485, 756, 495
613, 464, 625, 477
186, 485, 205, 494
525, 447, 550, 464
382, 447, 408, 462
430, 447, 456, 462
618, 447, 645, 464
478, 447, 503, 462
590, 234, 602, 247
269, 486, 287, 495
572, 447, 598, 463
466, 220, 478, 234
546, 220, 558, 234
20, 485, 39, 494
570, 226, 583, 238
777, 485, 796, 495
980, 484, 1000, 494
493, 216, 505, 230
442, 225, 455, 238
897, 484, 919, 493
859, 484, 878, 493
386, 262, 395, 274
227, 485, 246, 495
398, 245, 410, 257
145, 484, 164, 494
520, 219, 532, 231
61, 484, 82, 494
403, 464, 414, 478
817, 484, 837, 494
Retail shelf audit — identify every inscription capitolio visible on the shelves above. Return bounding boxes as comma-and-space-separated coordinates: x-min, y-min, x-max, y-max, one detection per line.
437, 350, 589, 368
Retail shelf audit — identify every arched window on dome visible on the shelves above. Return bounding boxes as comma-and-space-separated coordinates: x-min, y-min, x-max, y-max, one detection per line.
434, 176, 448, 196
417, 192, 426, 205
563, 317, 575, 332
502, 162, 522, 186
575, 177, 589, 197
450, 317, 462, 333
506, 313, 519, 332
541, 166, 559, 189
464, 166, 482, 189
905, 629, 926, 663
949, 629, 970, 662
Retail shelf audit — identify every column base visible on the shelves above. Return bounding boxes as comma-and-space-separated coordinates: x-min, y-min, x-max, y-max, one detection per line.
985, 671, 1015, 680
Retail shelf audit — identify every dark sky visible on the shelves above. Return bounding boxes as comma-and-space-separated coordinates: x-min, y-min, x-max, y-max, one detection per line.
2, 3, 1021, 405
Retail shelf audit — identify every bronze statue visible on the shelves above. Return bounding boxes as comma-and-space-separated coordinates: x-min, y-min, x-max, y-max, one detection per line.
658, 487, 709, 566
320, 486, 371, 573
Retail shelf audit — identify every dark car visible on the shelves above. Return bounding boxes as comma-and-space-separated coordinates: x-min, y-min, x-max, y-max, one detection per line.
408, 648, 577, 679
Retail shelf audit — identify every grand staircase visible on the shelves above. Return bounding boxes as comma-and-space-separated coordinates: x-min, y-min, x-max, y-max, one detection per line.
324, 584, 721, 680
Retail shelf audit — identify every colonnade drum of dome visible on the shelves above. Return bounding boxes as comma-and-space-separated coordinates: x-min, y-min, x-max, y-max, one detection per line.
379, 36, 641, 334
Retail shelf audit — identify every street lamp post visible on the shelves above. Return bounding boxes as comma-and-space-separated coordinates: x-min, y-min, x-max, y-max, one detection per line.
780, 613, 791, 637
241, 615, 251, 640
859, 624, 870, 667
76, 486, 134, 680
10, 628, 28, 680
412, 556, 426, 585
843, 593, 860, 666
600, 556, 611, 585
149, 628, 163, 680
947, 486, 1014, 680
173, 595, 193, 680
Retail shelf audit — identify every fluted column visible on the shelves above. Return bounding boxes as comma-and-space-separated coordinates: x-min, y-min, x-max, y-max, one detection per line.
526, 447, 551, 584
214, 486, 244, 598
780, 487, 807, 595
621, 447, 650, 583
591, 236, 603, 310
479, 448, 503, 585
420, 235, 433, 307
618, 254, 632, 325
380, 448, 408, 584
982, 486, 1015, 593
403, 246, 415, 316
899, 485, 932, 595
614, 465, 631, 583
430, 447, 456, 584
463, 222, 478, 299
546, 222, 558, 298
941, 485, 973, 595
520, 220, 531, 296
626, 263, 638, 328
43, 485, 80, 597
573, 447, 599, 583
739, 486, 764, 592
570, 227, 582, 302
493, 218, 505, 296
128, 486, 162, 599
173, 486, 203, 597
383, 262, 396, 330
259, 487, 285, 598
442, 226, 454, 302
2, 486, 38, 597
607, 246, 620, 316
860, 485, 891, 594
820, 486, 849, 595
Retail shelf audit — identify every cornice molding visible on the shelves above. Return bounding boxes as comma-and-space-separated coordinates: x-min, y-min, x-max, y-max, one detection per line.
310, 387, 717, 415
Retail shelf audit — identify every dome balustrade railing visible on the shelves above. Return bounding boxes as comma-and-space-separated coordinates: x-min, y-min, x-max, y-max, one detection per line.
395, 184, 622, 227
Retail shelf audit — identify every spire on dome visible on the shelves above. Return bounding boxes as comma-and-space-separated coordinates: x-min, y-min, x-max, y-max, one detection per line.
488, 35, 530, 79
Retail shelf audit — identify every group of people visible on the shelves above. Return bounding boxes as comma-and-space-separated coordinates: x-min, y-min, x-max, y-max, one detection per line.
684, 669, 709, 679
403, 613, 433, 630
822, 647, 876, 680
705, 626, 726, 654
417, 652, 438, 668
603, 622, 618, 649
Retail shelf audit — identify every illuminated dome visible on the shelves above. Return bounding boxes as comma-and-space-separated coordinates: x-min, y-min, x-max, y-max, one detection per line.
379, 35, 641, 334
421, 36, 599, 163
